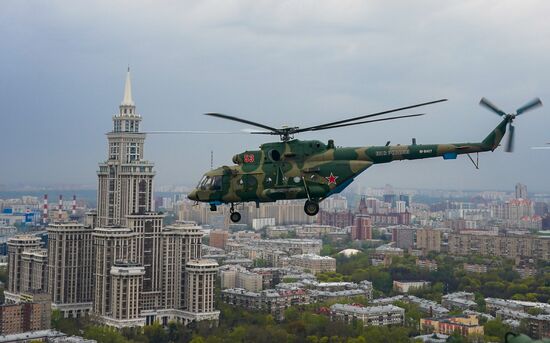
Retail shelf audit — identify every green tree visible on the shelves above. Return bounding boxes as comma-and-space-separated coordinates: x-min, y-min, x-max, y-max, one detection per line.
189, 336, 206, 343
143, 322, 168, 343
84, 326, 129, 343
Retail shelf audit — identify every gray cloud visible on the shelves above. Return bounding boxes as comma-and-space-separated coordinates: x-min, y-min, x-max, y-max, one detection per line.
1, 0, 549, 191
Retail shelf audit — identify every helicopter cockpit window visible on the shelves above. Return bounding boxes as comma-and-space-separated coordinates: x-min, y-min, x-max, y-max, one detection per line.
211, 176, 222, 191
198, 176, 222, 191
197, 176, 207, 188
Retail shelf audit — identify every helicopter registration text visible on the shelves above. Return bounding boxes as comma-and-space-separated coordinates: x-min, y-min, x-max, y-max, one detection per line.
375, 149, 410, 157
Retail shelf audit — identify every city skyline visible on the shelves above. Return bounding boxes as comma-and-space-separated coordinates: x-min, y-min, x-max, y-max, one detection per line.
1, 1, 550, 191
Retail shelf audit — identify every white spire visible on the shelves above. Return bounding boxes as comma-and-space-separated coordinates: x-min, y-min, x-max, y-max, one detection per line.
121, 67, 134, 106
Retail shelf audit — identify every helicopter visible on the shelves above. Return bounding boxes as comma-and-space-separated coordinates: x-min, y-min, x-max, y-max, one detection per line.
186, 97, 542, 223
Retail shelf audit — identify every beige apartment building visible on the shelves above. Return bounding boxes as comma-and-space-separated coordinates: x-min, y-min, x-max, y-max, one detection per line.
448, 232, 550, 260
289, 254, 336, 274
416, 229, 441, 253
47, 222, 94, 318
5, 235, 43, 303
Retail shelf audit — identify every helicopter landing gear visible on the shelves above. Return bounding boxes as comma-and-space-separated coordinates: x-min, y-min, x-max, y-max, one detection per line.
304, 200, 319, 216
230, 212, 241, 223
229, 203, 241, 223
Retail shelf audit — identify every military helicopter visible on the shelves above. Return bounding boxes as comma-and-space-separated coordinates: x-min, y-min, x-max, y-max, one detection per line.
186, 97, 542, 223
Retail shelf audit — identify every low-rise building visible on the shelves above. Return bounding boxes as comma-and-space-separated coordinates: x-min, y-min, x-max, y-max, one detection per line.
420, 315, 484, 337
374, 244, 404, 257
416, 259, 438, 271
514, 266, 537, 279
0, 329, 69, 343
527, 314, 550, 340
289, 254, 336, 274
441, 292, 477, 311
485, 298, 524, 315
330, 304, 404, 327
221, 268, 263, 292
485, 298, 550, 315
209, 230, 229, 250
275, 279, 373, 302
413, 333, 449, 343
370, 295, 448, 318
221, 288, 309, 320
0, 293, 51, 335
393, 280, 430, 293
463, 263, 488, 274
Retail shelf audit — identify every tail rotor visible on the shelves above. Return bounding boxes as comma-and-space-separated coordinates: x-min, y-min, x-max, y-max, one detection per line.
479, 97, 543, 152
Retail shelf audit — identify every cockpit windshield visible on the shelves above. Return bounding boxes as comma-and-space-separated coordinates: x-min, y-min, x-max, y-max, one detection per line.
197, 175, 222, 191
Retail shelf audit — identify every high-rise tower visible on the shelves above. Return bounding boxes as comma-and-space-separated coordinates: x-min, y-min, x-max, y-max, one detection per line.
97, 69, 155, 227
91, 69, 218, 328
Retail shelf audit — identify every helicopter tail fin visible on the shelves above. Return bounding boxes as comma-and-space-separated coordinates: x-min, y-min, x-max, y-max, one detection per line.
481, 118, 508, 151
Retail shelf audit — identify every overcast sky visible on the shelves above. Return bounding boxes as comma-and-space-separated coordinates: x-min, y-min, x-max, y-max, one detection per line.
1, 1, 549, 192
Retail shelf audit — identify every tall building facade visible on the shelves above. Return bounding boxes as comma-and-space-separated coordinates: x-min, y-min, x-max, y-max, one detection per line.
90, 70, 219, 327
416, 229, 441, 253
47, 223, 94, 318
96, 70, 155, 228
5, 235, 43, 303
183, 260, 219, 324
351, 215, 372, 241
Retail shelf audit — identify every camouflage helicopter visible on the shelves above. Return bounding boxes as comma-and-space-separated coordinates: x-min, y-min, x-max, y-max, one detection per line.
186, 97, 542, 223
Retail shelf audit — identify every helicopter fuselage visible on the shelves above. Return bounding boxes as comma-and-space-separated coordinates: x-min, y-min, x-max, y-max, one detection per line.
187, 117, 507, 206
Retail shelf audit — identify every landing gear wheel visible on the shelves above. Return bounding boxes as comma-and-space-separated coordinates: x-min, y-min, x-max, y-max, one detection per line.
304, 200, 319, 216
230, 212, 241, 223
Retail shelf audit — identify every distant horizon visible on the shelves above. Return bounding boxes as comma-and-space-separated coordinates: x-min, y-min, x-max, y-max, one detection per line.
2, 182, 549, 195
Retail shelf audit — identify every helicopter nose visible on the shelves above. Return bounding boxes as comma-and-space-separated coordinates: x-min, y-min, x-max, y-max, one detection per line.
188, 189, 198, 201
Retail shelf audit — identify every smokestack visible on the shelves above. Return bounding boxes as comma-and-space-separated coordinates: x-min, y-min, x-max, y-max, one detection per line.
43, 194, 48, 224
58, 195, 63, 221
72, 195, 76, 216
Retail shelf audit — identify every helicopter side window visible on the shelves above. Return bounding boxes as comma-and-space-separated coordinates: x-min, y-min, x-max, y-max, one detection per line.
268, 149, 281, 161
211, 176, 222, 191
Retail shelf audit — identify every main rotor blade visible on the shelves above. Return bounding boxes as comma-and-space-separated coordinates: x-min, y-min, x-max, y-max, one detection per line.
479, 97, 506, 116
531, 147, 550, 150
505, 124, 515, 152
248, 131, 279, 135
293, 99, 447, 134
516, 98, 542, 115
144, 130, 249, 134
204, 113, 281, 134
308, 113, 426, 131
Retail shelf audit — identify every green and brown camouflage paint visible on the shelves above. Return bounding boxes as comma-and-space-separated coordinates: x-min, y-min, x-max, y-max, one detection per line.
188, 117, 508, 205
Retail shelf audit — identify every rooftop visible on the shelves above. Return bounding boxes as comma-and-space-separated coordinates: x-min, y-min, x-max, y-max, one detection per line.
331, 303, 404, 316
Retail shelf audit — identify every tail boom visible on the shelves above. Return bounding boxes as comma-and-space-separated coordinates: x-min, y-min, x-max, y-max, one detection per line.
363, 117, 509, 164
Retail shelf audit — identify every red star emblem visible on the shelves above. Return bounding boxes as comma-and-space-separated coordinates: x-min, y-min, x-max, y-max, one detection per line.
325, 172, 339, 185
